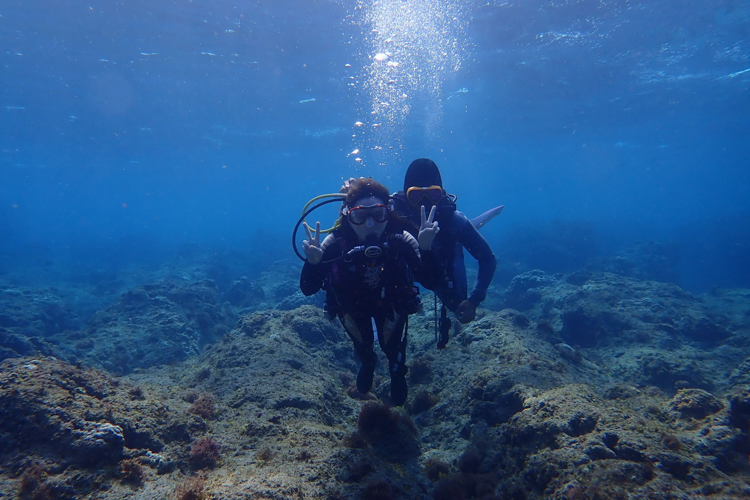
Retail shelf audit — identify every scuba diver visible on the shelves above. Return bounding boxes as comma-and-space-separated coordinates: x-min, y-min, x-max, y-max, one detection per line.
298, 177, 439, 406
392, 158, 501, 349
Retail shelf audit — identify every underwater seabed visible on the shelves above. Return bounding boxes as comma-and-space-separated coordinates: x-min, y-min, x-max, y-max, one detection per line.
1, 251, 750, 499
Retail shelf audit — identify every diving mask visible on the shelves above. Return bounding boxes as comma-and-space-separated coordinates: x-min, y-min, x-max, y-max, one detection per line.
406, 185, 443, 206
345, 204, 390, 225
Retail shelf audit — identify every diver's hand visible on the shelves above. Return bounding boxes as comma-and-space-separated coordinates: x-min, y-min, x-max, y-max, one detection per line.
302, 221, 324, 265
418, 205, 440, 250
456, 300, 477, 324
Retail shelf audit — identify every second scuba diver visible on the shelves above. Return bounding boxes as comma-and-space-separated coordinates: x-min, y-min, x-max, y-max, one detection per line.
299, 177, 439, 406
392, 158, 500, 348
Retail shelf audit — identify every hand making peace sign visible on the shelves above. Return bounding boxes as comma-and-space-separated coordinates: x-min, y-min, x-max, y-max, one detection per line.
302, 221, 324, 265
418, 205, 440, 251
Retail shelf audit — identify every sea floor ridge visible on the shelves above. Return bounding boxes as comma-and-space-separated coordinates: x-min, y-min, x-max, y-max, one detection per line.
0, 252, 749, 499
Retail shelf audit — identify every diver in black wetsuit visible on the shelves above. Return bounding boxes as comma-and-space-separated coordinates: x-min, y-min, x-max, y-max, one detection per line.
392, 158, 498, 348
299, 177, 439, 406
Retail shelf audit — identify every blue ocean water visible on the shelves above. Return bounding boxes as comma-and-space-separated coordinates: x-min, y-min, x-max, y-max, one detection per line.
1, 0, 748, 292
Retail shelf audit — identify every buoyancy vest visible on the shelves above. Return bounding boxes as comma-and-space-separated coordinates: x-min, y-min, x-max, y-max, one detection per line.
323, 230, 420, 318
392, 191, 459, 283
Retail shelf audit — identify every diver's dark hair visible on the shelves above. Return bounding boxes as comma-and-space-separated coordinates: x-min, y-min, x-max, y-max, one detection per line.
343, 177, 391, 206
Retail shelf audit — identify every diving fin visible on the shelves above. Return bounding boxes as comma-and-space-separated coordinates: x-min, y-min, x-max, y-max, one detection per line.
470, 205, 504, 230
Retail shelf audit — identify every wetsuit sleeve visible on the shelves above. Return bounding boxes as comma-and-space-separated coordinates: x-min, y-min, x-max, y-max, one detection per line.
415, 248, 441, 291
300, 260, 326, 296
402, 231, 441, 291
454, 212, 497, 305
299, 236, 339, 296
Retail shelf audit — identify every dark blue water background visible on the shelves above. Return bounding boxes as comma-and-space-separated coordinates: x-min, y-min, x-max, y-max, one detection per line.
1, 0, 748, 292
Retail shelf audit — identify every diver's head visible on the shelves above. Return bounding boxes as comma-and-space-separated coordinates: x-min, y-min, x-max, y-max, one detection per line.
404, 158, 444, 211
342, 177, 391, 242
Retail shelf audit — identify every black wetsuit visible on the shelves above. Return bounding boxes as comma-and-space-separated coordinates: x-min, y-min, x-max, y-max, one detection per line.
392, 192, 497, 312
299, 224, 430, 383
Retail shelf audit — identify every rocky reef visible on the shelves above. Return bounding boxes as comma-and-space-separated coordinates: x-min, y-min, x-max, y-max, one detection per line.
505, 270, 748, 395
0, 255, 748, 499
0, 357, 201, 498
78, 279, 236, 374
